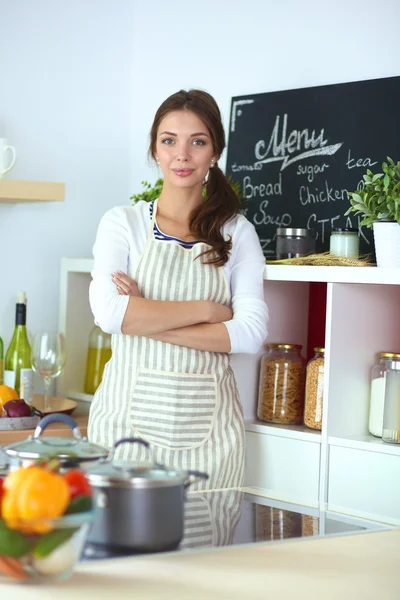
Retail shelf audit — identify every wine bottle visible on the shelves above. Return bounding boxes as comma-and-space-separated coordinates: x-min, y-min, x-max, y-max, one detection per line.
0, 335, 3, 384
4, 292, 33, 404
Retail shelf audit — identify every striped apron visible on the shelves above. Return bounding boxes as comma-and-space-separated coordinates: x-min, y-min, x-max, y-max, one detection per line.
181, 490, 244, 549
88, 201, 245, 491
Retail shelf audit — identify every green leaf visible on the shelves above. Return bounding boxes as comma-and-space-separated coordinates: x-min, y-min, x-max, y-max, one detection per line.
372, 173, 383, 182
384, 174, 390, 188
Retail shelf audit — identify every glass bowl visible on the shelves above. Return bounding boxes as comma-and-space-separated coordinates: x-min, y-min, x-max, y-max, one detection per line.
0, 510, 93, 582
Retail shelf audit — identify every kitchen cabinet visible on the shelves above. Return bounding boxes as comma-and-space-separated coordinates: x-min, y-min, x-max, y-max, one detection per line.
57, 259, 400, 525
0, 179, 65, 203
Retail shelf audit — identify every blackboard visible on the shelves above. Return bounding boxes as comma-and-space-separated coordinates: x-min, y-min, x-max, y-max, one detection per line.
226, 76, 400, 258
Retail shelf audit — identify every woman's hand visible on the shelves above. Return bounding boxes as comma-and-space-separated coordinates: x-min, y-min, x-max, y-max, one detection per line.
112, 271, 142, 297
207, 301, 233, 323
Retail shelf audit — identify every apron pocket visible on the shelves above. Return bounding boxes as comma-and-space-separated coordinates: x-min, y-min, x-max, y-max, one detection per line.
130, 368, 217, 450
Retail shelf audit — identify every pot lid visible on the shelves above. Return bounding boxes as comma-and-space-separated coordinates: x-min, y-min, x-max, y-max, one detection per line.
84, 437, 208, 489
4, 414, 108, 462
85, 460, 189, 489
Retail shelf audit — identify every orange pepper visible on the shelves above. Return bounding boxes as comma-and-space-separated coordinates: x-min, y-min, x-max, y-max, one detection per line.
2, 466, 70, 534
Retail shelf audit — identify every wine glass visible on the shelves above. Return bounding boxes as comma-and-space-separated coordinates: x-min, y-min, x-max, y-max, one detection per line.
31, 332, 66, 413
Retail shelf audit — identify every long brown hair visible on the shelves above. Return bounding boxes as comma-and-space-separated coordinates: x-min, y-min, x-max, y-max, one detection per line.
149, 89, 240, 266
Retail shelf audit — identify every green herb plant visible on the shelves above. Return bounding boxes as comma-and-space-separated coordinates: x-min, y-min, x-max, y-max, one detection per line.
345, 157, 400, 228
131, 177, 242, 205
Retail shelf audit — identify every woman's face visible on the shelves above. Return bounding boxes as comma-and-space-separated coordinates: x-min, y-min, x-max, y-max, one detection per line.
155, 109, 216, 191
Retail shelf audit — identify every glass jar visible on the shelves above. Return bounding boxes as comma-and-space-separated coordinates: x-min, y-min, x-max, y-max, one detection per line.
84, 325, 112, 395
276, 228, 315, 259
255, 505, 302, 541
369, 352, 400, 437
304, 347, 325, 430
329, 227, 359, 258
301, 515, 320, 537
382, 355, 400, 444
257, 343, 306, 425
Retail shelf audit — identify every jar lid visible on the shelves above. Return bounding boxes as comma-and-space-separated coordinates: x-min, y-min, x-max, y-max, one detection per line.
331, 228, 358, 233
267, 343, 302, 350
276, 228, 313, 237
314, 347, 325, 353
379, 352, 400, 359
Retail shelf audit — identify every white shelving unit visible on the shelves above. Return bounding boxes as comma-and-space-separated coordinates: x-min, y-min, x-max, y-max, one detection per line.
57, 260, 400, 525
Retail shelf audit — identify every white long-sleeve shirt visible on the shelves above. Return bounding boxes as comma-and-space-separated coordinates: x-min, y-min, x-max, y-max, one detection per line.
89, 200, 268, 354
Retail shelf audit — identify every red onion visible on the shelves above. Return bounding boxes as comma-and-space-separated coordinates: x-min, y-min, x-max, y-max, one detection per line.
3, 399, 32, 418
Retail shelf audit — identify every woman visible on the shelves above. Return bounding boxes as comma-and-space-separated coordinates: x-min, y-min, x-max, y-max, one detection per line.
88, 89, 268, 490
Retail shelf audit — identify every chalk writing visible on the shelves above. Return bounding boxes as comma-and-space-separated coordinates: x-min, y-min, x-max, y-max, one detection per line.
253, 114, 343, 171
346, 150, 378, 170
297, 163, 329, 182
231, 162, 263, 172
243, 174, 282, 199
299, 181, 348, 206
230, 99, 254, 133
252, 200, 291, 228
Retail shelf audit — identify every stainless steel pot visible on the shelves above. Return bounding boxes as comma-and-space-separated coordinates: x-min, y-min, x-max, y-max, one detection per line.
3, 414, 109, 470
84, 437, 208, 553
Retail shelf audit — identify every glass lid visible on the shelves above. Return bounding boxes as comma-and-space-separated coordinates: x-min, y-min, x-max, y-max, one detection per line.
4, 414, 108, 461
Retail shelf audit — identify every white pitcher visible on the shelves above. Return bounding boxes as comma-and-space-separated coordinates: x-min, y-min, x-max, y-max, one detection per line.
0, 138, 17, 178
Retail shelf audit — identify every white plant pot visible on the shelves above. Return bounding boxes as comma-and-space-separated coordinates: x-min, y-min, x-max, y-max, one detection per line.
373, 222, 400, 268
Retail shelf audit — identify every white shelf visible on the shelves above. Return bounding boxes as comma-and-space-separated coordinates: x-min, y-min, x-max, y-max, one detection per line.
0, 179, 65, 203
57, 254, 400, 525
245, 419, 321, 443
264, 265, 400, 285
60, 260, 400, 286
68, 391, 94, 403
61, 258, 94, 273
329, 435, 400, 457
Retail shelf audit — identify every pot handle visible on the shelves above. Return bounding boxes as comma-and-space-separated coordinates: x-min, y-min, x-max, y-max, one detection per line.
33, 414, 81, 439
105, 437, 152, 462
184, 469, 209, 490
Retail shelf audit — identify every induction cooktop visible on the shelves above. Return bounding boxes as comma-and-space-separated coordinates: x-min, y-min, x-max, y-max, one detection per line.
81, 488, 383, 561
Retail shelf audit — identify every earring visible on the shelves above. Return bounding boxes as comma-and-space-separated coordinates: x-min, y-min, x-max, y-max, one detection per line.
155, 156, 160, 164
210, 160, 215, 168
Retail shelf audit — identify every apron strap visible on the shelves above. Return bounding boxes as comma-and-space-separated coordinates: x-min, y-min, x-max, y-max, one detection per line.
147, 198, 158, 243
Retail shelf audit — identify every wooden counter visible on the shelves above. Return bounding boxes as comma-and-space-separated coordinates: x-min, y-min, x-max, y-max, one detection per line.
0, 414, 88, 445
1, 528, 399, 598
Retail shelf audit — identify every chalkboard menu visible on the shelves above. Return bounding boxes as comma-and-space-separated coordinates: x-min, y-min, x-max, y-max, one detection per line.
226, 76, 400, 258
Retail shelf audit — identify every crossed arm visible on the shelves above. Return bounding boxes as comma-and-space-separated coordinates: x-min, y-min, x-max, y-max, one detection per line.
112, 271, 233, 353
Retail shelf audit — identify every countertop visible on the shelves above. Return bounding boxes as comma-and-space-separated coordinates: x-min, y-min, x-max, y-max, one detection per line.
2, 528, 399, 599
0, 413, 88, 445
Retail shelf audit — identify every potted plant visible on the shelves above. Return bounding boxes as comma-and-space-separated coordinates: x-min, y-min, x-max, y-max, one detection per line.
345, 157, 400, 267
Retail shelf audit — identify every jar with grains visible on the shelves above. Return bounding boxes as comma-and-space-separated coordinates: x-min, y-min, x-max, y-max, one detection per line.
304, 348, 325, 430
255, 505, 302, 541
257, 343, 306, 425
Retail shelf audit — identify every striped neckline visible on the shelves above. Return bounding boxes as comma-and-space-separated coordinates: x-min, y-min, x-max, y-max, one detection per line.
149, 201, 198, 248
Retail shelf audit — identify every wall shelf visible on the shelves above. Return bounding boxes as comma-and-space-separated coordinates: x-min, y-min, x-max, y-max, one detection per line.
245, 419, 321, 443
0, 179, 65, 203
329, 435, 400, 457
264, 265, 400, 285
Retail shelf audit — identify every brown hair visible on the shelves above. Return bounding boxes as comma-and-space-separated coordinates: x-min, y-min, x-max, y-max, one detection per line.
149, 89, 240, 266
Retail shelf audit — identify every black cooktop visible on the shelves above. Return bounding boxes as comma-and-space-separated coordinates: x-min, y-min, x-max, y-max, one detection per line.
81, 488, 374, 561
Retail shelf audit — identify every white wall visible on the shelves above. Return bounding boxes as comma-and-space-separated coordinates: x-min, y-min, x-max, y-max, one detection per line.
1, 0, 399, 398
0, 0, 135, 350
